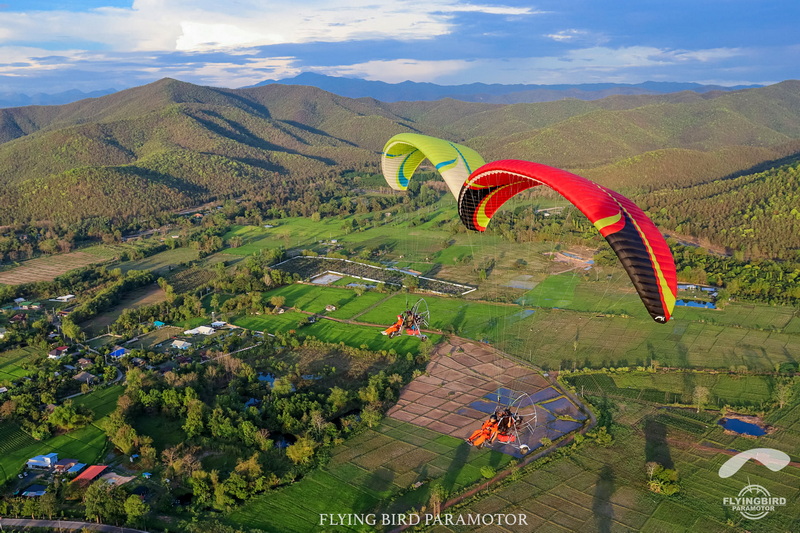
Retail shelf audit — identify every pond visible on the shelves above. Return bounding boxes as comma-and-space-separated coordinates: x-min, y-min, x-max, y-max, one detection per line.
718, 417, 767, 436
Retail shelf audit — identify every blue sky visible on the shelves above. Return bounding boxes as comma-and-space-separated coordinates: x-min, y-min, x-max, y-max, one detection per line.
0, 0, 797, 93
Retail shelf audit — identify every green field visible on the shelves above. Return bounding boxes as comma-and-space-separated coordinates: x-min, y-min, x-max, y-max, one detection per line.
260, 283, 387, 318
0, 385, 126, 485
118, 247, 200, 274
232, 311, 439, 354
71, 384, 125, 419
429, 400, 800, 533
0, 346, 41, 384
566, 371, 773, 407
211, 214, 800, 374
498, 307, 800, 371
227, 418, 515, 532
0, 412, 111, 486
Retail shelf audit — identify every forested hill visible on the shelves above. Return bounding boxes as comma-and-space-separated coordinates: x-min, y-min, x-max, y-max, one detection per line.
641, 158, 800, 259
0, 78, 799, 228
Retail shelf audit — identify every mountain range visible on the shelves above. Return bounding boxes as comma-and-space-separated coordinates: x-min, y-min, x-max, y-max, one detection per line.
1, 74, 762, 110
0, 78, 798, 227
253, 73, 762, 104
0, 88, 117, 109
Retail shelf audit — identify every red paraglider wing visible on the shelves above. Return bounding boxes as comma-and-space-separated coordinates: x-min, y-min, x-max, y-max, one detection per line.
459, 160, 677, 323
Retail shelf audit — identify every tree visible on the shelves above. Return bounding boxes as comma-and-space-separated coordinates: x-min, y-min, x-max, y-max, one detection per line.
693, 385, 710, 413
61, 317, 83, 340
124, 495, 149, 526
39, 492, 57, 520
286, 436, 316, 464
184, 399, 205, 438
84, 481, 123, 524
775, 379, 795, 409
269, 295, 286, 311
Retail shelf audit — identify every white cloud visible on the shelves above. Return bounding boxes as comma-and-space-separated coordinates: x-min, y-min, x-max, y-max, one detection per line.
0, 0, 536, 54
435, 4, 541, 16
545, 29, 587, 42
320, 58, 472, 84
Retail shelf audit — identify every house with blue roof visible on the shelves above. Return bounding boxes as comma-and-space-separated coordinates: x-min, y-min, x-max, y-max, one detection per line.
109, 346, 129, 358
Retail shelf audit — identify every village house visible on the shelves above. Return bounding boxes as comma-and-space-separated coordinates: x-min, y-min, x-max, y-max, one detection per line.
47, 346, 69, 359
73, 372, 97, 385
54, 458, 80, 474
72, 465, 107, 485
109, 346, 129, 358
171, 340, 192, 350
78, 357, 93, 369
184, 325, 215, 335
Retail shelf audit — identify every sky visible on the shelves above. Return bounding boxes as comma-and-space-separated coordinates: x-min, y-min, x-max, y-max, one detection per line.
0, 0, 798, 94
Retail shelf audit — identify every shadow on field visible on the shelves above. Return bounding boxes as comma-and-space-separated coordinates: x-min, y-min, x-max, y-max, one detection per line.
441, 442, 471, 494
364, 466, 395, 497
592, 465, 616, 533
644, 417, 674, 469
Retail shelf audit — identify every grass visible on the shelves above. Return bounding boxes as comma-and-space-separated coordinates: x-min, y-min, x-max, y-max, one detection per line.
260, 283, 381, 317
226, 418, 514, 532
71, 384, 125, 419
427, 400, 800, 533
132, 413, 187, 451
566, 371, 773, 407
118, 247, 199, 274
0, 412, 110, 486
0, 346, 41, 384
232, 311, 438, 354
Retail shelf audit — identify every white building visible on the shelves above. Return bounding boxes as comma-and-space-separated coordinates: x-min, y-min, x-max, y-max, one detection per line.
26, 453, 58, 469
184, 326, 215, 335
171, 340, 192, 350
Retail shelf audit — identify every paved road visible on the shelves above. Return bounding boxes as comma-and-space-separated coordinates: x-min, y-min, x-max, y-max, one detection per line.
0, 517, 149, 532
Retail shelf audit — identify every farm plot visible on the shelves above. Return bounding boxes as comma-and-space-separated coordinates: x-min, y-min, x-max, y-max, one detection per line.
0, 416, 109, 486
234, 310, 439, 354
356, 293, 525, 342
0, 251, 103, 285
0, 346, 41, 383
226, 418, 514, 533
566, 372, 773, 407
79, 283, 166, 337
386, 337, 582, 458
118, 247, 199, 275
431, 410, 799, 533
71, 384, 125, 419
497, 308, 800, 371
274, 256, 474, 296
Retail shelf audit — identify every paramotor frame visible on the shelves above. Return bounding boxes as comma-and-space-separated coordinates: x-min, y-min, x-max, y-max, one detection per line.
491, 388, 538, 455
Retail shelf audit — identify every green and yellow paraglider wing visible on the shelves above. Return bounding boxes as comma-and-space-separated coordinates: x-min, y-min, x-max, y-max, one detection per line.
381, 133, 485, 200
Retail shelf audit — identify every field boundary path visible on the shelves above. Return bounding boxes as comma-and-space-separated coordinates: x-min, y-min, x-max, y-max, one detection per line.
0, 517, 148, 533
